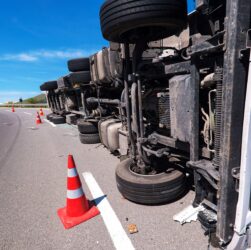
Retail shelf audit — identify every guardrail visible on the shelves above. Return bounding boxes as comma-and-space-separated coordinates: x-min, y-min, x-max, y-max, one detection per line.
0, 103, 48, 108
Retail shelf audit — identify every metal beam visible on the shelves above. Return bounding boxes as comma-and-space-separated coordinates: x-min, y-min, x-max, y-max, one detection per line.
217, 0, 251, 243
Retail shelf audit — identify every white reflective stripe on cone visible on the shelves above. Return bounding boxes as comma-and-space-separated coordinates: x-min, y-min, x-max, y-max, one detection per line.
67, 168, 78, 178
67, 187, 84, 199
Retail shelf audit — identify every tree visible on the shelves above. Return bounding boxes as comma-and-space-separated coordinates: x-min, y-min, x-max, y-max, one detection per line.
26, 98, 35, 104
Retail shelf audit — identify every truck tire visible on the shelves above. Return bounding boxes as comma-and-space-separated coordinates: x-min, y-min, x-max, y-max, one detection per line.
77, 120, 98, 134
79, 133, 101, 144
51, 115, 66, 124
66, 114, 78, 125
68, 58, 90, 72
49, 114, 60, 121
40, 81, 58, 91
46, 113, 55, 121
69, 71, 91, 84
116, 158, 186, 205
100, 0, 187, 43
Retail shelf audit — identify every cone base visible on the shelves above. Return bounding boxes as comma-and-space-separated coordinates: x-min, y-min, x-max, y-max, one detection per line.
57, 203, 100, 229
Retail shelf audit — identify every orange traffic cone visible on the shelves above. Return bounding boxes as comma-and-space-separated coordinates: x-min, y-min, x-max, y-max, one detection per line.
12, 105, 15, 112
36, 112, 42, 124
57, 155, 100, 229
39, 108, 44, 116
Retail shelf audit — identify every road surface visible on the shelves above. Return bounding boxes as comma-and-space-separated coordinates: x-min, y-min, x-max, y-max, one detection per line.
0, 108, 210, 250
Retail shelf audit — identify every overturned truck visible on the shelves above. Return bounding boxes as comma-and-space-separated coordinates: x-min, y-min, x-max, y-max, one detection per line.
41, 0, 251, 248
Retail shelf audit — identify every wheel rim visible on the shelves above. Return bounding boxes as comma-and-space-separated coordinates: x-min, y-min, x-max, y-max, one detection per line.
129, 161, 175, 177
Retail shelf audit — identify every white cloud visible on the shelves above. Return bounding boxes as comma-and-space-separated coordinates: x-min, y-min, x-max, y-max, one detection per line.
0, 49, 96, 62
35, 50, 86, 59
1, 53, 38, 62
18, 54, 38, 62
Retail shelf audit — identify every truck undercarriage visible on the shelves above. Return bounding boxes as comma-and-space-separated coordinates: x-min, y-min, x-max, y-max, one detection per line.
40, 0, 251, 248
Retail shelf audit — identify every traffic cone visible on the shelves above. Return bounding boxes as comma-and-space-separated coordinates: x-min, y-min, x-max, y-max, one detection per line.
36, 112, 42, 124
39, 108, 44, 116
57, 155, 100, 229
12, 105, 15, 112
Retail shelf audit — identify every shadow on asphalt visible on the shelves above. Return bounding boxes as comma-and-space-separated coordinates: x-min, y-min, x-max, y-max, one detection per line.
92, 195, 107, 206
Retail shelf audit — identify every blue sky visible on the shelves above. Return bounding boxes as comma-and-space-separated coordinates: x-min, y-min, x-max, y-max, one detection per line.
0, 0, 195, 103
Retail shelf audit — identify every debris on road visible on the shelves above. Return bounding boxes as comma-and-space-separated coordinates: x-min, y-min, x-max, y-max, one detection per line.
173, 205, 205, 225
27, 127, 39, 130
128, 224, 138, 234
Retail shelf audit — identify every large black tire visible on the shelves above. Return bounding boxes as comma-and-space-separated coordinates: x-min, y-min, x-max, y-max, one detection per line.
68, 58, 90, 72
116, 158, 186, 205
69, 71, 91, 84
77, 119, 98, 134
57, 76, 71, 89
46, 113, 55, 121
51, 115, 66, 124
66, 114, 78, 125
40, 81, 58, 91
49, 113, 60, 121
100, 0, 187, 43
79, 133, 101, 144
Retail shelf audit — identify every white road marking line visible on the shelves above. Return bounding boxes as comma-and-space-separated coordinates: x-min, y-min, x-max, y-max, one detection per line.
82, 172, 135, 250
5, 110, 11, 112
43, 119, 56, 127
23, 112, 32, 115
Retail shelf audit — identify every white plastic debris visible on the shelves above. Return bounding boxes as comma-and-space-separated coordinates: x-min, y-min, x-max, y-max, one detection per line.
173, 205, 205, 225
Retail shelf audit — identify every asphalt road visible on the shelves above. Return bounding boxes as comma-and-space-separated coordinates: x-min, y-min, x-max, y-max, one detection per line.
0, 108, 210, 250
